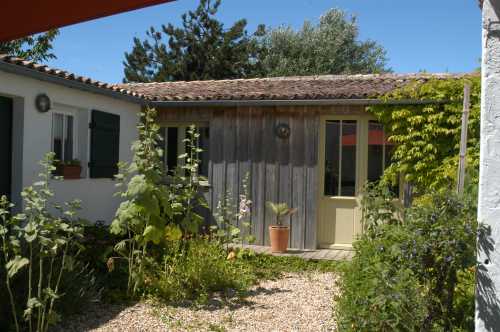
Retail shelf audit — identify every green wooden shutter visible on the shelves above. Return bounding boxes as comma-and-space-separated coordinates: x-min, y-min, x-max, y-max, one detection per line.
89, 110, 120, 178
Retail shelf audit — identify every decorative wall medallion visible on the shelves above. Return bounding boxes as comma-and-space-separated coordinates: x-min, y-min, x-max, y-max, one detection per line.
275, 123, 291, 139
35, 94, 51, 113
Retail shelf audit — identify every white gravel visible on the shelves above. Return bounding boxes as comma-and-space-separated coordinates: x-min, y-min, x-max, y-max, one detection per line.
54, 272, 339, 332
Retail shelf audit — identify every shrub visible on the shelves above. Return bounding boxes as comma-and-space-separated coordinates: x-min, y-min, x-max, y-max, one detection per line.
335, 182, 477, 331
143, 238, 255, 303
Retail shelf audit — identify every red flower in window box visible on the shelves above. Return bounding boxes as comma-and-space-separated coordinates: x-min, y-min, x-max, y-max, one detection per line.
55, 159, 82, 180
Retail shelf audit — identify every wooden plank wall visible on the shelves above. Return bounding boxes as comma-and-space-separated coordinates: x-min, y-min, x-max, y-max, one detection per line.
157, 105, 354, 249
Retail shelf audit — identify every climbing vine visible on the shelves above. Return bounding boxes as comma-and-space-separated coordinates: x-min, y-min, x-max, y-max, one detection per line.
368, 75, 481, 192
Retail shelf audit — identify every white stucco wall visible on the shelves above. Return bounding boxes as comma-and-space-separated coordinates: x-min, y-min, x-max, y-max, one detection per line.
477, 0, 500, 330
0, 70, 141, 223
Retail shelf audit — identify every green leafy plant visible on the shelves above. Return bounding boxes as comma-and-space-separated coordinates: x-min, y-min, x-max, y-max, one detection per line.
335, 183, 477, 331
368, 76, 480, 192
110, 107, 172, 296
169, 124, 209, 235
265, 202, 297, 226
0, 152, 84, 332
360, 181, 403, 236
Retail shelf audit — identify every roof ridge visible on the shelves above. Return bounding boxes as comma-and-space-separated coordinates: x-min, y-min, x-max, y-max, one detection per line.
118, 72, 472, 87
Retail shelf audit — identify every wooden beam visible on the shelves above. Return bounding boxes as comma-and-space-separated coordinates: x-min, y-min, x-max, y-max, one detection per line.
456, 82, 471, 195
0, 0, 175, 42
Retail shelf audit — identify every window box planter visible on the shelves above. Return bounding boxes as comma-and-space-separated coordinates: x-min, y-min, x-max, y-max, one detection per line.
55, 163, 82, 180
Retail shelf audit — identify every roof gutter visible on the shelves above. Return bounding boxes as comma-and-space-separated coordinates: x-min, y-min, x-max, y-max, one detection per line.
149, 98, 443, 108
0, 61, 145, 104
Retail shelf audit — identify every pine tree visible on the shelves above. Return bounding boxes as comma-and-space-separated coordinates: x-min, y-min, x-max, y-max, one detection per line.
123, 0, 264, 83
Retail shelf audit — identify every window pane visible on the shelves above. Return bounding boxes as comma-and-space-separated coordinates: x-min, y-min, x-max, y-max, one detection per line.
341, 121, 357, 196
166, 127, 178, 174
52, 113, 64, 161
64, 115, 74, 162
324, 121, 340, 196
368, 121, 384, 183
199, 127, 209, 176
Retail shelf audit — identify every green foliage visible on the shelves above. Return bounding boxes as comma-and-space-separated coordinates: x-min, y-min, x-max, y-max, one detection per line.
110, 111, 209, 297
123, 0, 264, 82
265, 201, 297, 226
335, 183, 477, 331
0, 30, 59, 62
368, 76, 481, 192
110, 107, 172, 295
143, 238, 255, 303
256, 9, 389, 77
169, 125, 209, 235
0, 153, 85, 332
360, 181, 403, 235
243, 253, 343, 281
123, 3, 388, 82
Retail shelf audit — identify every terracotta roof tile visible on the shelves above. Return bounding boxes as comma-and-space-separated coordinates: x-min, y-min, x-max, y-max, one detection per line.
0, 54, 472, 104
118, 74, 470, 102
0, 54, 147, 100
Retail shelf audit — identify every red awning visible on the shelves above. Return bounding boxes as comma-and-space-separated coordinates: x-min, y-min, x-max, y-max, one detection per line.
0, 0, 176, 42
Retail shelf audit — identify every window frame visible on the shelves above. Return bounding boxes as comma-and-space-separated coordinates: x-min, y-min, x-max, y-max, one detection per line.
320, 116, 361, 198
162, 123, 210, 177
367, 120, 399, 195
51, 109, 78, 163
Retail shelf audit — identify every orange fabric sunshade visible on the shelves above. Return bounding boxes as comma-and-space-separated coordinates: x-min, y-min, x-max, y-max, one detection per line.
0, 0, 176, 42
341, 130, 394, 146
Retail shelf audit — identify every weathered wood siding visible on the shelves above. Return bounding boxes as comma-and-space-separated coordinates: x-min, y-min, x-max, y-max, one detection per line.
157, 105, 364, 249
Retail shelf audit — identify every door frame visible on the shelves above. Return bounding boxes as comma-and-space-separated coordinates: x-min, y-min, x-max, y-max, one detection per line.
0, 96, 13, 199
316, 114, 374, 249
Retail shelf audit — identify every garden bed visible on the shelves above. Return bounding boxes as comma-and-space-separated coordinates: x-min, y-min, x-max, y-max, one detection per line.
54, 271, 338, 331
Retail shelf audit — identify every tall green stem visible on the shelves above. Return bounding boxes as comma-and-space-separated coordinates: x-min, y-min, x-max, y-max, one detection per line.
40, 256, 55, 332
37, 251, 43, 331
45, 246, 68, 332
1, 236, 19, 332
28, 242, 33, 332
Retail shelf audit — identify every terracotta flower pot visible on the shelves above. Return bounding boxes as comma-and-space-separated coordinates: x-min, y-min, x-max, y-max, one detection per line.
57, 165, 82, 180
269, 225, 289, 253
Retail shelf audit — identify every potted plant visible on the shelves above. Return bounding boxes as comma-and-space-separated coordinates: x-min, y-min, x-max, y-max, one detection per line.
55, 159, 82, 179
266, 202, 298, 253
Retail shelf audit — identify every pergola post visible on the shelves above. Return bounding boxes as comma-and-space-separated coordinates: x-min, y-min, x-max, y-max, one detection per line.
477, 0, 500, 330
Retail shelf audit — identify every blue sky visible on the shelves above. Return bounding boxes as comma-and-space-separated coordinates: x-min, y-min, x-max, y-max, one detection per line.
46, 0, 482, 83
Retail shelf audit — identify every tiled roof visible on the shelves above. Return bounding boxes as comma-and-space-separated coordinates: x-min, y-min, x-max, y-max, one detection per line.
0, 54, 470, 103
0, 54, 146, 100
119, 74, 468, 102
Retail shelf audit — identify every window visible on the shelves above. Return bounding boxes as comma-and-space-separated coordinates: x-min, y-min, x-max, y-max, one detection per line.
324, 120, 357, 197
367, 121, 395, 183
52, 112, 75, 162
164, 126, 210, 177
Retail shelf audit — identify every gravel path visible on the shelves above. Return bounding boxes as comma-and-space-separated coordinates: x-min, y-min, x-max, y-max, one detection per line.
54, 272, 338, 332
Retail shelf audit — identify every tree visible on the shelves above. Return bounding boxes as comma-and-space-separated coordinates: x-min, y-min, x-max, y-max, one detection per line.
0, 30, 59, 62
123, 0, 263, 83
255, 9, 389, 77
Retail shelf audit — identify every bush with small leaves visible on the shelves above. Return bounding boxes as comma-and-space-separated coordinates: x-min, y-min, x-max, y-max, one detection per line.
335, 182, 477, 331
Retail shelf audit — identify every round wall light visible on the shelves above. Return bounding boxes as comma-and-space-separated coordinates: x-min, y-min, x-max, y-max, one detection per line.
35, 94, 51, 113
275, 123, 291, 139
